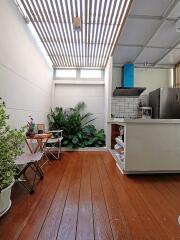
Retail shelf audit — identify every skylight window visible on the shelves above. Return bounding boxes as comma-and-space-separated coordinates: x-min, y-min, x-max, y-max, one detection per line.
80, 70, 102, 79
55, 69, 76, 78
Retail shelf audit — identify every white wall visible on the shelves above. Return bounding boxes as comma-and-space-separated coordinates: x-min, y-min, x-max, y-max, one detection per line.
0, 0, 53, 129
134, 68, 173, 94
104, 58, 112, 128
112, 67, 122, 93
54, 83, 105, 130
104, 58, 112, 148
112, 67, 173, 94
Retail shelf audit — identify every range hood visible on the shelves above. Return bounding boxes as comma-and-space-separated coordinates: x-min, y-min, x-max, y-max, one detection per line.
113, 87, 146, 96
113, 63, 146, 96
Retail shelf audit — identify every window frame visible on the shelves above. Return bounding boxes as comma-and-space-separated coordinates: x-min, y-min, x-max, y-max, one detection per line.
79, 69, 102, 79
54, 68, 103, 82
54, 68, 77, 79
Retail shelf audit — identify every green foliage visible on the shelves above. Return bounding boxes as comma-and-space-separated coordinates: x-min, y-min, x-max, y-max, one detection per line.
0, 99, 24, 191
48, 102, 105, 149
26, 116, 36, 134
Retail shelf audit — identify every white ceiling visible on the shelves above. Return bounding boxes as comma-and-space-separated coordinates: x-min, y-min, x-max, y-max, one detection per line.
113, 0, 180, 68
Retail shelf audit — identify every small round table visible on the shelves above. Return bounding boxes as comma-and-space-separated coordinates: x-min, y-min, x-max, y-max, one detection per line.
25, 133, 52, 154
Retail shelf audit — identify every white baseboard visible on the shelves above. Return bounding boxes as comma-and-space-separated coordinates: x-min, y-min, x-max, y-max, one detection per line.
61, 147, 107, 152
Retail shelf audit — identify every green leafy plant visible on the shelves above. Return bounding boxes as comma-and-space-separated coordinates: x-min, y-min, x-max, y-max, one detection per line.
48, 102, 105, 149
26, 115, 36, 135
0, 99, 24, 191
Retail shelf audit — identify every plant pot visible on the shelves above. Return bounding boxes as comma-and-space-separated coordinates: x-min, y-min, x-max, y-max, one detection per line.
0, 179, 15, 217
26, 132, 35, 137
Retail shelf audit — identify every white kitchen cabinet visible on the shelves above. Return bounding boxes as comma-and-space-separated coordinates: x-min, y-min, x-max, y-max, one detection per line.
108, 118, 180, 174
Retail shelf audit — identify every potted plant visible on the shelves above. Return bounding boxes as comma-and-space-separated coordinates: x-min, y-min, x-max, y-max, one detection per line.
26, 116, 36, 136
0, 99, 24, 217
48, 101, 106, 149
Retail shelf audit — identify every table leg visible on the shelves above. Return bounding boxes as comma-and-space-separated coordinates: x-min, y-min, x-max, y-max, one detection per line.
34, 139, 42, 153
25, 138, 33, 154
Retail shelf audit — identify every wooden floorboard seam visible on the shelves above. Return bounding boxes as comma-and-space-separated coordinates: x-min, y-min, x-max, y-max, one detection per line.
102, 153, 171, 239
75, 153, 94, 240
102, 155, 154, 239
98, 153, 132, 239
55, 156, 79, 240
89, 155, 96, 240
36, 158, 70, 240
95, 157, 115, 240
90, 155, 114, 240
37, 154, 79, 240
74, 154, 83, 240
132, 176, 180, 238
56, 153, 82, 240
1, 152, 180, 240
16, 159, 68, 240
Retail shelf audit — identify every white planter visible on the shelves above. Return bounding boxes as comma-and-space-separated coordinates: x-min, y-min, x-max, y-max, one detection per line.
0, 180, 15, 217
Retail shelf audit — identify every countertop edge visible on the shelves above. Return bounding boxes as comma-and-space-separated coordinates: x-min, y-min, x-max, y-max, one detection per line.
108, 118, 180, 124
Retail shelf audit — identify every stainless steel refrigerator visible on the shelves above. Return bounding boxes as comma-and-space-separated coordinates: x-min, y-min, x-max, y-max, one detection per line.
149, 88, 180, 119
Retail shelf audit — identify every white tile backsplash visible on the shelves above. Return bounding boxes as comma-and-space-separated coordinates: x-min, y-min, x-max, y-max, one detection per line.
111, 96, 139, 118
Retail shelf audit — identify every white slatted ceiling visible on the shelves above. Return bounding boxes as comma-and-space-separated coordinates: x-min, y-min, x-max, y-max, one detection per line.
16, 0, 132, 68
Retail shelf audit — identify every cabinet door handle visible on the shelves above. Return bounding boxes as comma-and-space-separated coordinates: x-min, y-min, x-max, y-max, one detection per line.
176, 93, 180, 102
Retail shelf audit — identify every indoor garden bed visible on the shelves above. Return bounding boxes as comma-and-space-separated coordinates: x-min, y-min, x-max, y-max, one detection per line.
48, 102, 105, 150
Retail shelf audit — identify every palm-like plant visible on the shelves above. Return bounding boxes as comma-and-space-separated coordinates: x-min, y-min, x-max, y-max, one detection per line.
47, 102, 105, 149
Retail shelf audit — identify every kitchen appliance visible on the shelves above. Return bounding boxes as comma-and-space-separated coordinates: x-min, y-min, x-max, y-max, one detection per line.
138, 107, 152, 119
113, 63, 146, 96
149, 88, 180, 119
113, 87, 146, 96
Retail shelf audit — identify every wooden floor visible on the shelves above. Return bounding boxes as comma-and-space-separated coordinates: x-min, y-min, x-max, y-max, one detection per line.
1, 152, 180, 240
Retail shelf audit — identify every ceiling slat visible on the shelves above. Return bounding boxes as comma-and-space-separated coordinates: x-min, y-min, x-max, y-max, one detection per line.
41, 0, 64, 66
63, 0, 76, 66
87, 0, 92, 66
21, 0, 59, 66
46, 0, 67, 66
93, 0, 105, 67
56, 0, 72, 66
71, 0, 80, 67
75, 0, 82, 67
104, 0, 133, 67
18, 0, 132, 68
97, 1, 115, 65
47, 0, 66, 66
57, 0, 73, 66
84, 0, 88, 67
32, 0, 61, 66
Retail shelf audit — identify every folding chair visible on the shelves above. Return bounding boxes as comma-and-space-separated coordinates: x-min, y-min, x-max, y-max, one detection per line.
44, 130, 63, 159
15, 152, 44, 194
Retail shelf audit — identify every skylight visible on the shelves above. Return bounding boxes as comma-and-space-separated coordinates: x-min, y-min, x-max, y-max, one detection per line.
15, 0, 132, 68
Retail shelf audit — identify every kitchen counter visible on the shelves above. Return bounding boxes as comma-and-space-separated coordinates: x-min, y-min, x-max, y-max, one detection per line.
108, 118, 180, 124
107, 118, 180, 174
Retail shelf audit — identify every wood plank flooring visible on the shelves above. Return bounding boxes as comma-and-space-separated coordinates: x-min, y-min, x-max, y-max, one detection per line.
1, 151, 180, 240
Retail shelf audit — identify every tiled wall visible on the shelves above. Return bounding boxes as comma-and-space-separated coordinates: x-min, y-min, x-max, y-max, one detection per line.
111, 97, 139, 118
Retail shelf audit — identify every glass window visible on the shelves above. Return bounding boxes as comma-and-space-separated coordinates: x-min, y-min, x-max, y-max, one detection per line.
55, 69, 76, 78
80, 69, 102, 78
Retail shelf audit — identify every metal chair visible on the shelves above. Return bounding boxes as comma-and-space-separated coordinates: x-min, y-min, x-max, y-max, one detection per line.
44, 130, 63, 160
15, 152, 44, 194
